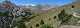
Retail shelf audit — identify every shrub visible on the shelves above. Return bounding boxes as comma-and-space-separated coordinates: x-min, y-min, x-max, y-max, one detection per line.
40, 24, 53, 28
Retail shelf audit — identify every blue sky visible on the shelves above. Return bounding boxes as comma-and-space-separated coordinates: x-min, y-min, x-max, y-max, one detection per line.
0, 0, 75, 6
0, 0, 5, 3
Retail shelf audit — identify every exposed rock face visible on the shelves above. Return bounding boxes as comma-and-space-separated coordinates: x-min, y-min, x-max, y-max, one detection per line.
0, 16, 13, 28
0, 0, 16, 12
0, 0, 20, 28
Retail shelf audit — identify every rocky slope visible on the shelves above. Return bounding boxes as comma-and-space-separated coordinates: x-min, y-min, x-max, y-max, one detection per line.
21, 1, 80, 28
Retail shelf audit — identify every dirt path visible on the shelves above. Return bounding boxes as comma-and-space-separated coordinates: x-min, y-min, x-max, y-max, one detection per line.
59, 25, 80, 28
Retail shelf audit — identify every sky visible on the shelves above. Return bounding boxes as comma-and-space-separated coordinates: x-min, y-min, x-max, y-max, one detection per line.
0, 0, 75, 6
0, 0, 5, 3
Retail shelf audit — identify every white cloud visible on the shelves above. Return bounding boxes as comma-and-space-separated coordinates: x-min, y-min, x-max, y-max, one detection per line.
26, 4, 36, 6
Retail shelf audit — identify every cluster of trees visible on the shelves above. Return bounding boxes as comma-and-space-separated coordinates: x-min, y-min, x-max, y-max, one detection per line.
58, 10, 73, 24
0, 11, 9, 16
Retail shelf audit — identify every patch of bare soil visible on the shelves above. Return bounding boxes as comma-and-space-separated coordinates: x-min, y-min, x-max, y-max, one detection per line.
59, 25, 80, 28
